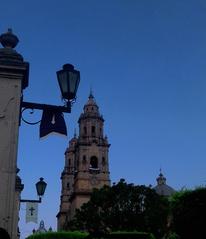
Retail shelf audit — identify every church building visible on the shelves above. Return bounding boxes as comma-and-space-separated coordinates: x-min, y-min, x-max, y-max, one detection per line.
57, 93, 111, 230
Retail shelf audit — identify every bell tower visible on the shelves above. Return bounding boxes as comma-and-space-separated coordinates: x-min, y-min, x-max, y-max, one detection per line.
57, 93, 110, 230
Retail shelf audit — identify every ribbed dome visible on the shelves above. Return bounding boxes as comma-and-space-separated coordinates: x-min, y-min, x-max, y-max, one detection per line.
153, 171, 175, 196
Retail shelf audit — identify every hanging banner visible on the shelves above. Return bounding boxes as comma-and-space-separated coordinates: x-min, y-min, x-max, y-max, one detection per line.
40, 109, 67, 138
26, 202, 38, 223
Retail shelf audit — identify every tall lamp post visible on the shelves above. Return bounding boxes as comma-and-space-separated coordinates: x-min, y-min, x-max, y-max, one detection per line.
0, 29, 80, 239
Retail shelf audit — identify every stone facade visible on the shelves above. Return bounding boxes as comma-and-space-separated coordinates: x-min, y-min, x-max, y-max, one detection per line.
0, 30, 29, 239
57, 93, 110, 230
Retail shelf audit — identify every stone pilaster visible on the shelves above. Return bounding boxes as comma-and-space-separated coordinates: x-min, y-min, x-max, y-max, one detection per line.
0, 29, 29, 239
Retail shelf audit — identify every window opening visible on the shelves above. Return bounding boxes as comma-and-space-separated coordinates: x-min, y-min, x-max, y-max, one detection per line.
90, 156, 98, 169
83, 126, 87, 134
83, 155, 87, 164
92, 126, 95, 134
102, 157, 106, 166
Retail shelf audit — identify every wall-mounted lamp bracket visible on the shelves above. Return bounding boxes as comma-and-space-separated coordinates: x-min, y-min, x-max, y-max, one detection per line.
20, 198, 42, 203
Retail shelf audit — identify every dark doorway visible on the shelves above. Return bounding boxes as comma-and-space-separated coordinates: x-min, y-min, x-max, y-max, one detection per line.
0, 228, 10, 239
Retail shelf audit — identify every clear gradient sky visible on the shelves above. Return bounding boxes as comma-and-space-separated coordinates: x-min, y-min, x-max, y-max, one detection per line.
1, 0, 206, 238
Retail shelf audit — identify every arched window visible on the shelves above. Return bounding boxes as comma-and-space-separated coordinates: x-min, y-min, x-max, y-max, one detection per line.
102, 157, 106, 166
83, 126, 87, 135
92, 126, 95, 135
82, 155, 87, 164
90, 156, 98, 169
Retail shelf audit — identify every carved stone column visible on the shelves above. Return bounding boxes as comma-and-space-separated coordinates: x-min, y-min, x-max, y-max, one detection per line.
0, 29, 29, 239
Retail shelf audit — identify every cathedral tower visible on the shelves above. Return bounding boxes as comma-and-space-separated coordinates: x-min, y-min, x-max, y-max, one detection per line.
57, 93, 110, 230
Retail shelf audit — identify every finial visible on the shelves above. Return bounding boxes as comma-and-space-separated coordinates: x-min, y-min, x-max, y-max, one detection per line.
159, 167, 163, 176
74, 128, 77, 138
89, 87, 94, 99
0, 28, 19, 49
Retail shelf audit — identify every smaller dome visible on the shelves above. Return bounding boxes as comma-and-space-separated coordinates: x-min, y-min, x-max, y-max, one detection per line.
36, 220, 47, 233
153, 171, 175, 196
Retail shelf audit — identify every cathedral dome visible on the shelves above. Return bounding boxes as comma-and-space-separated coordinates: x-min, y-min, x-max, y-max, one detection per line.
153, 171, 175, 196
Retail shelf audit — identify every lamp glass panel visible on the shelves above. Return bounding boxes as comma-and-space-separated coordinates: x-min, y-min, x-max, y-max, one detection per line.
69, 72, 78, 93
58, 72, 68, 96
36, 180, 47, 196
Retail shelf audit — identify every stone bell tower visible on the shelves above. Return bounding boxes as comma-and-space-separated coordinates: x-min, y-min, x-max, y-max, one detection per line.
57, 93, 110, 230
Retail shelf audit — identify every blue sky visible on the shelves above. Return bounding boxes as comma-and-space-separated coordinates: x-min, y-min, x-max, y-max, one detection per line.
1, 0, 206, 238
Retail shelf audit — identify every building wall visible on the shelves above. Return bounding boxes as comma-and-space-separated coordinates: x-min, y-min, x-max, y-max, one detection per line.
0, 72, 23, 239
0, 30, 29, 239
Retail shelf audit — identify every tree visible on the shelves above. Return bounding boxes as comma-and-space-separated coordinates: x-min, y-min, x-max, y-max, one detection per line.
170, 187, 206, 239
70, 179, 169, 237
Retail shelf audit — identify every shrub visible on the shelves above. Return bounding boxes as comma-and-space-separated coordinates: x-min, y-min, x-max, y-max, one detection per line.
26, 231, 88, 239
86, 231, 155, 239
170, 187, 206, 239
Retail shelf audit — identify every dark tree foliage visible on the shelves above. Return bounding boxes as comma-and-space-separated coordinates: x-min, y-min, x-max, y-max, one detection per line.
70, 179, 169, 238
170, 187, 206, 239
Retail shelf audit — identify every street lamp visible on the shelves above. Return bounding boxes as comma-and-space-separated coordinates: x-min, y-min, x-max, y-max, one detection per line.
20, 178, 47, 203
21, 63, 80, 115
20, 62, 80, 138
57, 63, 80, 102
36, 177, 47, 198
